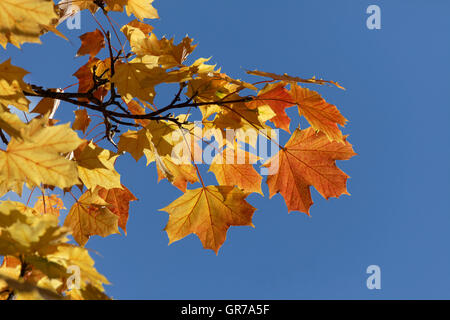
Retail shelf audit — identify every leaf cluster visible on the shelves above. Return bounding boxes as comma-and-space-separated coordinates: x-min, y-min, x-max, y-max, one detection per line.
0, 0, 356, 299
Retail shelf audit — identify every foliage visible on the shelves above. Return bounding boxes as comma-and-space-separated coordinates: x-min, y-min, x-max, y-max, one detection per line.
0, 0, 355, 299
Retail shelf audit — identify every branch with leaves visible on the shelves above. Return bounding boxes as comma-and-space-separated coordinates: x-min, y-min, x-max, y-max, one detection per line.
0, 0, 356, 300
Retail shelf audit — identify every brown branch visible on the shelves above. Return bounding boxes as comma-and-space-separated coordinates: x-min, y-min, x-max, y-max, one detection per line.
23, 87, 253, 122
0, 129, 8, 144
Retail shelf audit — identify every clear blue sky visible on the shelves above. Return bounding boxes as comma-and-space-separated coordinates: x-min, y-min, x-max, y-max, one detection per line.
1, 0, 450, 299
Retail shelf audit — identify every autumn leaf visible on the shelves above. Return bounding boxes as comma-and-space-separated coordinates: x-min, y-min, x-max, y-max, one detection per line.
264, 128, 356, 214
160, 186, 256, 253
155, 155, 199, 192
0, 0, 58, 48
57, 0, 98, 16
144, 119, 178, 159
112, 61, 161, 103
76, 30, 105, 58
0, 59, 30, 111
0, 117, 83, 190
246, 69, 345, 90
117, 128, 152, 162
247, 83, 295, 133
290, 84, 347, 143
0, 110, 26, 139
123, 0, 159, 21
123, 22, 196, 68
126, 100, 151, 126
75, 142, 122, 190
73, 58, 108, 102
72, 109, 91, 134
64, 190, 119, 246
96, 185, 138, 234
33, 195, 65, 217
121, 20, 154, 38
209, 147, 262, 195
0, 208, 68, 256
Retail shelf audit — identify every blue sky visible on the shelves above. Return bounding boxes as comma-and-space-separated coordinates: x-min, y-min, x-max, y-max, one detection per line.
1, 0, 450, 299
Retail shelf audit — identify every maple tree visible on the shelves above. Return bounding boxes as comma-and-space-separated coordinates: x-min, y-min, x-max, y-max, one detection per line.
0, 0, 356, 299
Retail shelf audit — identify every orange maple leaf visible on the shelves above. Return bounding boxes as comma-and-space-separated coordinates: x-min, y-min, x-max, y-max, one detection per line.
72, 109, 91, 134
76, 29, 105, 58
209, 147, 262, 195
73, 58, 108, 102
96, 185, 138, 234
290, 84, 347, 143
247, 83, 295, 133
264, 127, 356, 215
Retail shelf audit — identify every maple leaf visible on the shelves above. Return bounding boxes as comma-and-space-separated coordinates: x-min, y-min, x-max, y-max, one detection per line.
76, 29, 105, 58
290, 84, 347, 143
144, 119, 178, 159
123, 22, 196, 68
246, 69, 345, 89
112, 61, 163, 103
0, 110, 26, 139
74, 141, 122, 190
46, 243, 110, 290
0, 0, 58, 48
0, 117, 83, 190
126, 100, 151, 126
67, 283, 111, 300
117, 128, 152, 162
72, 109, 91, 134
247, 83, 295, 133
264, 128, 356, 214
0, 59, 31, 111
96, 185, 138, 234
209, 101, 276, 148
123, 0, 159, 21
73, 58, 109, 102
0, 206, 68, 256
160, 186, 256, 253
121, 20, 154, 38
0, 201, 34, 229
64, 190, 119, 246
57, 0, 98, 16
156, 155, 199, 192
33, 195, 65, 217
209, 147, 263, 195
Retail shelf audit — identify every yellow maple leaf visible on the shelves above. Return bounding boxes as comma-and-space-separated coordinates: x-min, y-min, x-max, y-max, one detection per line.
0, 59, 30, 111
0, 109, 26, 139
0, 118, 83, 190
47, 243, 109, 290
160, 186, 256, 253
156, 155, 199, 192
117, 128, 152, 162
75, 142, 122, 190
112, 61, 162, 103
0, 0, 58, 48
123, 0, 159, 21
33, 195, 65, 217
0, 212, 68, 256
123, 21, 196, 68
64, 190, 119, 246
